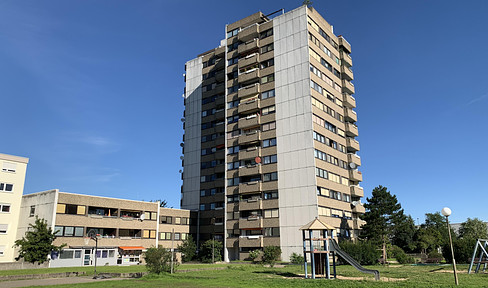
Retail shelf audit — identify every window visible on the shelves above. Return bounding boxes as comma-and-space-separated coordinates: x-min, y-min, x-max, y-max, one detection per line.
264, 227, 280, 237
0, 246, 5, 256
227, 100, 239, 109
261, 74, 274, 84
263, 172, 277, 182
200, 204, 206, 211
144, 211, 157, 221
227, 177, 239, 186
227, 161, 239, 170
227, 115, 239, 124
262, 155, 277, 164
0, 183, 13, 192
2, 162, 16, 173
260, 43, 274, 54
181, 233, 188, 240
60, 250, 74, 259
29, 205, 35, 217
227, 145, 239, 154
56, 204, 85, 215
262, 138, 276, 148
227, 28, 239, 38
227, 57, 239, 66
227, 194, 239, 203
317, 186, 330, 197
261, 89, 275, 99
175, 217, 181, 224
0, 224, 7, 234
261, 106, 275, 115
174, 233, 181, 240
227, 130, 240, 139
160, 232, 172, 240
0, 204, 10, 213
260, 58, 274, 69
264, 191, 278, 199
318, 206, 331, 216
259, 28, 273, 39
261, 122, 276, 132
264, 209, 279, 218
160, 216, 172, 224
227, 41, 239, 52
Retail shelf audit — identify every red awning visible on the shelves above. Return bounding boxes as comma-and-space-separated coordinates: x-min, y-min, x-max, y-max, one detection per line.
119, 246, 145, 250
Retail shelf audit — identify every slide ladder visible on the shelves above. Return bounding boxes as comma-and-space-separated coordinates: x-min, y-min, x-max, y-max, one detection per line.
329, 239, 380, 281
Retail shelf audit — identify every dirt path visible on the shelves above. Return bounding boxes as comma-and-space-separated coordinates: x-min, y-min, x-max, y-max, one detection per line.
0, 276, 121, 288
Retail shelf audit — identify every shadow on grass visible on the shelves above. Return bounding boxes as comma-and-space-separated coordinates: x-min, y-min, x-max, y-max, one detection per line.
253, 270, 300, 277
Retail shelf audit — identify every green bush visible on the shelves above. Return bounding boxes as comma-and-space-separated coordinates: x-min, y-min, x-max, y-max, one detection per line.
289, 252, 304, 264
143, 246, 175, 274
339, 240, 381, 265
249, 250, 261, 263
442, 238, 477, 264
390, 245, 415, 264
177, 235, 197, 262
199, 239, 223, 263
262, 246, 281, 267
427, 250, 443, 259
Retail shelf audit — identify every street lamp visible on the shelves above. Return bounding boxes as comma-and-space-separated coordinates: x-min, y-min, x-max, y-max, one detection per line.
441, 207, 458, 286
84, 229, 100, 279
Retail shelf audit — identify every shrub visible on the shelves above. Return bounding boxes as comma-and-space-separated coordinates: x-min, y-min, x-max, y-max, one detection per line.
177, 235, 197, 262
290, 252, 304, 264
199, 239, 223, 263
339, 240, 381, 265
442, 238, 477, 264
427, 250, 443, 259
249, 249, 261, 263
262, 246, 281, 267
390, 245, 415, 264
143, 246, 175, 274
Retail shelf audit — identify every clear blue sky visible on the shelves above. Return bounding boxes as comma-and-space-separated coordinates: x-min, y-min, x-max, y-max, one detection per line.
1, 0, 487, 224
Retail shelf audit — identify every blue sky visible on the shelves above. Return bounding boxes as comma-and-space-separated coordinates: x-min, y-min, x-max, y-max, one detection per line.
1, 0, 487, 224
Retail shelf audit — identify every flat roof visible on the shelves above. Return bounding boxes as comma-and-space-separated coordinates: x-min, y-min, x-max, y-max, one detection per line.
0, 153, 29, 164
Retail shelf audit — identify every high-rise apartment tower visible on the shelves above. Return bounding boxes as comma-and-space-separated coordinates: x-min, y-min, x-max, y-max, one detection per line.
181, 5, 364, 261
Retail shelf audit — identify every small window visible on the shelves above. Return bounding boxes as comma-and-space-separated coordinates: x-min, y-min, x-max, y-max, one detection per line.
0, 246, 5, 256
174, 233, 181, 240
0, 204, 10, 213
29, 205, 35, 217
60, 250, 74, 259
2, 162, 16, 173
175, 217, 181, 224
0, 224, 7, 234
54, 226, 63, 236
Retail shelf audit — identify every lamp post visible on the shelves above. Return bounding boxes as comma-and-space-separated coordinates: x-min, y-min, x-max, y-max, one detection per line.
85, 229, 99, 279
441, 207, 458, 286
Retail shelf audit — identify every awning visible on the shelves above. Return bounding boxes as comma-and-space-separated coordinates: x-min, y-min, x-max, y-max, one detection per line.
119, 246, 145, 250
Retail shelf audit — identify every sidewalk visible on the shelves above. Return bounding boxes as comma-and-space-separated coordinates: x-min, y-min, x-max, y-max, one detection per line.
0, 276, 121, 288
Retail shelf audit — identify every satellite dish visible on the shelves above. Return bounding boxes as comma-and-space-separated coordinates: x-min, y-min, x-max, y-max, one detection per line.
255, 157, 261, 164
139, 214, 146, 221
349, 162, 357, 169
180, 143, 184, 147
181, 118, 185, 122
180, 156, 184, 160
351, 201, 358, 207
179, 170, 183, 173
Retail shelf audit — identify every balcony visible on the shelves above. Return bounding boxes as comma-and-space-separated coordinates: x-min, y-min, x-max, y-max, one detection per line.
344, 107, 357, 123
346, 137, 360, 152
345, 123, 358, 137
352, 204, 365, 214
349, 169, 363, 182
341, 51, 352, 67
239, 164, 261, 177
341, 66, 353, 81
342, 80, 355, 94
350, 185, 364, 198
338, 36, 351, 53
239, 235, 263, 247
238, 146, 260, 160
239, 198, 263, 211
239, 216, 263, 229
239, 181, 262, 194
215, 71, 225, 82
238, 83, 260, 99
238, 39, 259, 55
238, 53, 259, 69
238, 69, 260, 85
347, 153, 361, 168
238, 114, 260, 129
343, 94, 356, 108
238, 24, 259, 42
238, 99, 260, 114
238, 130, 260, 144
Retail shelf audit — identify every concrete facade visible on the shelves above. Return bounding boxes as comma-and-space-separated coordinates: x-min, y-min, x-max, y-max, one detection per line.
17, 190, 192, 267
182, 5, 364, 261
0, 153, 29, 263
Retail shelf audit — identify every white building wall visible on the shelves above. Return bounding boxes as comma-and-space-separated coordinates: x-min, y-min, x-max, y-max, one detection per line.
181, 58, 203, 210
17, 189, 58, 242
273, 6, 318, 261
0, 153, 29, 263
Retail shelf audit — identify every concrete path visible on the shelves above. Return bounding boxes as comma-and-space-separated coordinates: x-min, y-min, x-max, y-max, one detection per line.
0, 276, 122, 288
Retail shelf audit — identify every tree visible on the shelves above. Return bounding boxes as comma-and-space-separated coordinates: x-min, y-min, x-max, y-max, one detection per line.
392, 215, 417, 252
360, 186, 405, 261
459, 218, 488, 240
416, 226, 443, 254
14, 217, 65, 264
177, 235, 197, 262
262, 246, 281, 267
143, 246, 175, 274
199, 239, 222, 263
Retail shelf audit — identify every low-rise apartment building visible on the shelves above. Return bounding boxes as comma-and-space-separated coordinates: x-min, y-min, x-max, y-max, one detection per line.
18, 190, 193, 267
0, 153, 29, 263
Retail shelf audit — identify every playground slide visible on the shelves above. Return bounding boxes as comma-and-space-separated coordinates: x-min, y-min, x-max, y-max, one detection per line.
329, 239, 380, 281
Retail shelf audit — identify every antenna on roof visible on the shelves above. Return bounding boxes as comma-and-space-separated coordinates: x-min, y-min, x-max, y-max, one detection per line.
303, 0, 313, 8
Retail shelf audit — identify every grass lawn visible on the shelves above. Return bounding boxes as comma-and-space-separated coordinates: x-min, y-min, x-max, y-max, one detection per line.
9, 263, 488, 287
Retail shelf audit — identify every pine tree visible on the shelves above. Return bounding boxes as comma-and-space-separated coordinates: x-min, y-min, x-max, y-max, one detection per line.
14, 216, 65, 264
